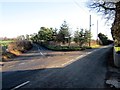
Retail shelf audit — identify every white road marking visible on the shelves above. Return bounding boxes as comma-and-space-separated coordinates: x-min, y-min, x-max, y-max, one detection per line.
61, 53, 90, 67
87, 52, 91, 54
40, 52, 44, 56
36, 44, 44, 56
11, 81, 30, 90
60, 48, 103, 67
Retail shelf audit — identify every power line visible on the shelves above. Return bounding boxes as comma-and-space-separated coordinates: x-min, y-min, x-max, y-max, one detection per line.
73, 0, 92, 46
73, 0, 89, 14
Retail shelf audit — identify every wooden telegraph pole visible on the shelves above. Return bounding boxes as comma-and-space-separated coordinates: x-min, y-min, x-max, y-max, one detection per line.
97, 20, 98, 44
89, 15, 91, 47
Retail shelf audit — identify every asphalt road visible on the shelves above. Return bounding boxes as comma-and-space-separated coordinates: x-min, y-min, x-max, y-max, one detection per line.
2, 44, 112, 89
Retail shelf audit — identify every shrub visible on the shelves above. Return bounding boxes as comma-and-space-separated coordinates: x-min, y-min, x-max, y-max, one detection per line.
8, 40, 32, 53
83, 46, 92, 49
43, 45, 85, 51
98, 33, 113, 45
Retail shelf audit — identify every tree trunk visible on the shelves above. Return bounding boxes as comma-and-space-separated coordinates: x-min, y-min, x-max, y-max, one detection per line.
111, 1, 120, 67
111, 1, 120, 46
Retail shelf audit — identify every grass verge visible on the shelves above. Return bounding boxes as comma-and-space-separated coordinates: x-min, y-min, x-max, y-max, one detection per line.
41, 44, 92, 51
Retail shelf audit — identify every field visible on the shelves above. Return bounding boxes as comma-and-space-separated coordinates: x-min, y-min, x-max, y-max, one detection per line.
0, 40, 14, 46
0, 40, 14, 53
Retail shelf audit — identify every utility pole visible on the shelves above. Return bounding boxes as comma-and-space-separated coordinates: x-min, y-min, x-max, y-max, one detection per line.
89, 15, 91, 47
97, 20, 98, 44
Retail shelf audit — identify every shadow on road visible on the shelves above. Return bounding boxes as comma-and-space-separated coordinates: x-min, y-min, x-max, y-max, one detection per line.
2, 46, 111, 89
4, 51, 88, 62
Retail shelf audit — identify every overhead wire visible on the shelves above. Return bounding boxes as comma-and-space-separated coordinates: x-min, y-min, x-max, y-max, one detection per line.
72, 0, 90, 15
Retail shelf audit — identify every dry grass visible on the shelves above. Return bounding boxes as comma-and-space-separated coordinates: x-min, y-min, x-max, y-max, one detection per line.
91, 45, 101, 48
10, 50, 22, 56
2, 52, 16, 61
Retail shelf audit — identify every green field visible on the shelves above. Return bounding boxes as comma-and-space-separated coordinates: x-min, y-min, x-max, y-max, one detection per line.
0, 40, 14, 46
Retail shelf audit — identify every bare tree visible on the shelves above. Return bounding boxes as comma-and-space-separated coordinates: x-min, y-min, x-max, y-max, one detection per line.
88, 0, 120, 46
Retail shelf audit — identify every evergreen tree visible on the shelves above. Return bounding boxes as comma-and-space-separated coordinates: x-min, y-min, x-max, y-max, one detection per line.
57, 21, 71, 44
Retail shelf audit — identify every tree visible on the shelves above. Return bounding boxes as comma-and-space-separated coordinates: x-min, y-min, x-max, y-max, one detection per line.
98, 33, 108, 45
74, 29, 91, 47
84, 29, 91, 45
98, 33, 113, 45
17, 35, 25, 40
26, 34, 30, 40
74, 30, 79, 44
30, 33, 38, 42
57, 21, 71, 44
89, 0, 120, 46
38, 27, 54, 42
52, 28, 58, 43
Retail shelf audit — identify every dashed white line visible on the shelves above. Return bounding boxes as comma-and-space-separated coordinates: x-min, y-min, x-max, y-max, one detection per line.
61, 53, 90, 67
40, 52, 44, 56
36, 45, 44, 56
11, 81, 30, 90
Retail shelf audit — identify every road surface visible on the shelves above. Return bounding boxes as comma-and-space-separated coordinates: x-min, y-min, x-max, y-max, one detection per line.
1, 44, 112, 89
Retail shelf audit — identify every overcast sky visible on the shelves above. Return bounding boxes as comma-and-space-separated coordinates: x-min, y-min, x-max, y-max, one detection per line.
0, 0, 113, 40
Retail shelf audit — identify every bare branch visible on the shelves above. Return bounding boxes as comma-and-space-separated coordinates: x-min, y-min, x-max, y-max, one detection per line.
97, 2, 115, 10
90, 2, 115, 11
88, 1, 116, 21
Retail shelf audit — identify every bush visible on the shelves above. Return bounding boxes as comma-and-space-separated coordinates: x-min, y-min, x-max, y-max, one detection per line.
42, 45, 88, 51
8, 40, 32, 53
39, 42, 92, 51
83, 46, 92, 49
98, 33, 113, 45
